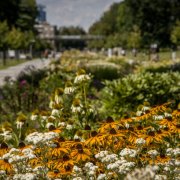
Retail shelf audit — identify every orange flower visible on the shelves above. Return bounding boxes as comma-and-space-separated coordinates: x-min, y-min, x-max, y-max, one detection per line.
70, 144, 91, 162
0, 159, 13, 174
51, 142, 69, 157
98, 117, 119, 133
0, 142, 9, 157
159, 117, 177, 128
85, 131, 102, 147
52, 154, 74, 170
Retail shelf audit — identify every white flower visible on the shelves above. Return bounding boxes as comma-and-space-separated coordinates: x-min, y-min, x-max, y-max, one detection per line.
142, 106, 150, 112
153, 115, 164, 120
120, 148, 137, 158
164, 166, 170, 171
72, 178, 83, 180
125, 123, 130, 129
46, 122, 54, 129
74, 74, 90, 84
173, 148, 180, 156
95, 151, 109, 159
51, 109, 61, 116
148, 150, 159, 157
154, 174, 167, 180
71, 104, 83, 113
125, 166, 155, 180
16, 121, 24, 129
30, 115, 38, 121
107, 163, 119, 170
66, 124, 73, 130
101, 154, 118, 163
0, 131, 13, 141
97, 174, 107, 180
58, 122, 66, 127
64, 87, 76, 95
73, 165, 82, 173
136, 110, 143, 116
85, 162, 94, 168
0, 170, 6, 175
13, 173, 37, 180
9, 148, 20, 154
87, 170, 96, 176
135, 138, 146, 145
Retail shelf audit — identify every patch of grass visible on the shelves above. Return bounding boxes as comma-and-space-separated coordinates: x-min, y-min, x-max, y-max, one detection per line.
0, 59, 27, 70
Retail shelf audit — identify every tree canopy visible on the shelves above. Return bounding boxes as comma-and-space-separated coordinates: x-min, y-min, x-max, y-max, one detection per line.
89, 0, 180, 48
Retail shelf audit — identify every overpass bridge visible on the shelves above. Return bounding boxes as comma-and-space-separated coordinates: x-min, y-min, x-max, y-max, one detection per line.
41, 35, 104, 50
42, 35, 104, 40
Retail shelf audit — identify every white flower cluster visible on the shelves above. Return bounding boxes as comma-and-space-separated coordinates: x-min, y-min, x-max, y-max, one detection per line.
166, 148, 180, 157
95, 151, 135, 175
154, 174, 167, 180
72, 163, 98, 180
153, 115, 164, 120
148, 150, 159, 157
135, 138, 146, 146
125, 166, 156, 180
2, 147, 36, 165
119, 148, 137, 158
13, 173, 37, 180
101, 154, 118, 163
25, 131, 59, 145
97, 174, 107, 180
84, 162, 98, 177
95, 151, 109, 159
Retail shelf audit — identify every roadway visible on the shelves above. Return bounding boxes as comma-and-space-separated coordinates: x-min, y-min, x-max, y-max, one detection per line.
0, 58, 51, 86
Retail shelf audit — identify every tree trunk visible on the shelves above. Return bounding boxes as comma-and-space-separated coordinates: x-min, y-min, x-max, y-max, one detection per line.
2, 50, 7, 66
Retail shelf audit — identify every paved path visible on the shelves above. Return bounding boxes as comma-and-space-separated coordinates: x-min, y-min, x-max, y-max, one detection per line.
0, 58, 51, 86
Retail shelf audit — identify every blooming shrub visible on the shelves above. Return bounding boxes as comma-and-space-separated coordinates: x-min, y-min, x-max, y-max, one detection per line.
0, 69, 179, 179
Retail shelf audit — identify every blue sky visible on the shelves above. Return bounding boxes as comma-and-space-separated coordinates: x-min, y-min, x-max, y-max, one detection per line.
36, 0, 122, 31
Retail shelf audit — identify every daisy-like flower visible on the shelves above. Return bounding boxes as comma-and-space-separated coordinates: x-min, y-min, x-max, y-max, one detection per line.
74, 69, 91, 84
54, 88, 64, 104
71, 99, 83, 113
16, 113, 27, 129
0, 130, 13, 141
64, 81, 76, 95
85, 131, 102, 147
30, 109, 39, 121
70, 143, 91, 162
0, 143, 9, 157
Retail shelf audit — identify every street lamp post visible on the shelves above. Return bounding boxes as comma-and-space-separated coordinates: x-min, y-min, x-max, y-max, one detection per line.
29, 39, 35, 59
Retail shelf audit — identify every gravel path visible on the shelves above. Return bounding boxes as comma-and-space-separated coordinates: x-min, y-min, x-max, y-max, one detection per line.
0, 58, 51, 86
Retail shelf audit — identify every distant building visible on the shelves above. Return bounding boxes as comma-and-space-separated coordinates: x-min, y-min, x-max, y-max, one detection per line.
34, 22, 57, 48
37, 4, 46, 23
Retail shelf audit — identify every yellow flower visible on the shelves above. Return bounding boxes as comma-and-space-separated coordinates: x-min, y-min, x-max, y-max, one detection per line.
0, 159, 13, 174
70, 144, 91, 162
51, 142, 69, 157
85, 131, 102, 147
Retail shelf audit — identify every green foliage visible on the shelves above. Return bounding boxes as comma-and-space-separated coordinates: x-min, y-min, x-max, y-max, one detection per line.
89, 0, 180, 48
85, 62, 121, 81
58, 26, 86, 35
6, 27, 25, 49
127, 25, 142, 49
171, 21, 180, 46
0, 21, 9, 50
99, 72, 180, 118
16, 0, 37, 31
